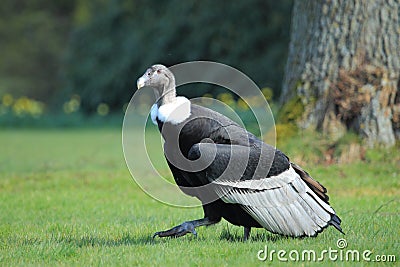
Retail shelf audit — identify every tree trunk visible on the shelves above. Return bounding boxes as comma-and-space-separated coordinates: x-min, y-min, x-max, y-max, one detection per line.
281, 0, 400, 147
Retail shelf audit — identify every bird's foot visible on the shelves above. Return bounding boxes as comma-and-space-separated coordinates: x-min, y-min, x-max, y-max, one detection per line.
153, 221, 198, 238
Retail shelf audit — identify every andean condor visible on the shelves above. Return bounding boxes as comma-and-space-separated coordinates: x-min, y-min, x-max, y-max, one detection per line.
136, 64, 343, 240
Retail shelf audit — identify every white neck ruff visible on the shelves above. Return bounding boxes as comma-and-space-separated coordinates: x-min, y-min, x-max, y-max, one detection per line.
150, 96, 191, 125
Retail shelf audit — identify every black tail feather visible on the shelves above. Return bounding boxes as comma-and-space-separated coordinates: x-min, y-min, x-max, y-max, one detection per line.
330, 214, 344, 234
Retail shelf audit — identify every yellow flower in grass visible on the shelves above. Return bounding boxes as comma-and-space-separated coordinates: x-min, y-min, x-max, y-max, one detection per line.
70, 95, 81, 111
236, 98, 249, 110
12, 96, 44, 117
12, 97, 29, 116
63, 102, 72, 114
28, 101, 44, 117
63, 95, 81, 114
97, 103, 109, 116
217, 93, 235, 106
2, 94, 14, 107
261, 87, 273, 101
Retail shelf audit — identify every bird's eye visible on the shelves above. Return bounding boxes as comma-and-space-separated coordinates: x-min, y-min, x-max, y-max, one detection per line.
147, 72, 151, 76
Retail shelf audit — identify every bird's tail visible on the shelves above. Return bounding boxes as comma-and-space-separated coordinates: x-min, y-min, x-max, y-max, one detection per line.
330, 214, 344, 234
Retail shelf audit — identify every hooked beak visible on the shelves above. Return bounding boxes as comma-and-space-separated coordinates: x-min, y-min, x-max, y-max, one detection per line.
137, 76, 147, 89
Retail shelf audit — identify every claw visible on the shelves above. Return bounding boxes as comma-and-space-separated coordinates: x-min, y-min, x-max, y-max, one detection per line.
153, 221, 197, 239
152, 217, 218, 239
152, 232, 161, 239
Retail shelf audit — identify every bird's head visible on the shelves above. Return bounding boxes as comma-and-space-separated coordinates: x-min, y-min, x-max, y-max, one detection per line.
137, 64, 190, 123
137, 64, 176, 100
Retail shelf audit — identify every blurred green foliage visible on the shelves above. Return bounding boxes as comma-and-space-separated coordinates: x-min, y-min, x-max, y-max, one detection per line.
0, 1, 75, 100
0, 0, 293, 114
277, 95, 304, 123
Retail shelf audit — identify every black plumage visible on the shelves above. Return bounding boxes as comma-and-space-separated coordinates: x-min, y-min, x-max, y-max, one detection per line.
136, 64, 343, 240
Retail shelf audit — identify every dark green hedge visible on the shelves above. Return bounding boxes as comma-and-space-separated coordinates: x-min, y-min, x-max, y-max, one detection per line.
61, 0, 293, 113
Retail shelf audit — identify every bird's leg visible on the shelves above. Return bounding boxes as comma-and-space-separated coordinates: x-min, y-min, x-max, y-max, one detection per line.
244, 227, 251, 241
153, 217, 218, 238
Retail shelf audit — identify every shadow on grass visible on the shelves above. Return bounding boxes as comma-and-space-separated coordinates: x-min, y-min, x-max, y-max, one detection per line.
74, 233, 154, 247
18, 232, 155, 247
18, 228, 290, 247
76, 232, 279, 245
219, 226, 289, 242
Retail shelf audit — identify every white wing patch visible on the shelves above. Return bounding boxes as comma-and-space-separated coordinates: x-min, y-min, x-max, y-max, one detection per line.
213, 166, 335, 237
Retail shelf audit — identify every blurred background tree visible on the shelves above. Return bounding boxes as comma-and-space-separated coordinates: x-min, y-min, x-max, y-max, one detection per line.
281, 0, 399, 147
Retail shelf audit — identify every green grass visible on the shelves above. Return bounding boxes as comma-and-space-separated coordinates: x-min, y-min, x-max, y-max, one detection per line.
0, 128, 399, 266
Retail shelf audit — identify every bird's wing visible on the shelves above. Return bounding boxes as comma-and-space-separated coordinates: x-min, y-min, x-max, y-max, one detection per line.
188, 143, 341, 237
291, 162, 329, 203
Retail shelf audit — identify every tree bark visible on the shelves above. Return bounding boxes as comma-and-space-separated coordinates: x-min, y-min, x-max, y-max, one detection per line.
282, 0, 400, 147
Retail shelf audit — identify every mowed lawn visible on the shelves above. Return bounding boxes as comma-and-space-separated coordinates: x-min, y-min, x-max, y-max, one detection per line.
0, 128, 398, 266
